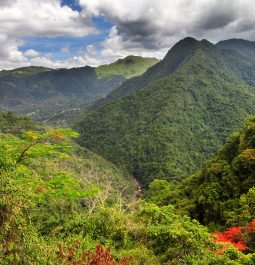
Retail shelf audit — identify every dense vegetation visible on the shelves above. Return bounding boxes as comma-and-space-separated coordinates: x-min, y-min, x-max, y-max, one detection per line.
0, 56, 157, 124
77, 38, 255, 185
2, 37, 255, 264
96, 56, 158, 79
216, 39, 255, 87
156, 115, 255, 229
2, 113, 255, 264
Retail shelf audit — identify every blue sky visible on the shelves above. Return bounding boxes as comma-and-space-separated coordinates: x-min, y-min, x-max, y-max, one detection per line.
61, 0, 82, 11
0, 0, 254, 70
20, 1, 113, 62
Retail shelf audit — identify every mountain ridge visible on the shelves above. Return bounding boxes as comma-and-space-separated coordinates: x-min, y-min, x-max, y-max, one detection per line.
77, 37, 255, 185
0, 55, 158, 123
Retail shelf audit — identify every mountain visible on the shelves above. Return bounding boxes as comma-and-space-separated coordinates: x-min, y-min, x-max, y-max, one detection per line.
92, 37, 201, 108
77, 37, 255, 186
0, 56, 158, 123
216, 38, 255, 59
216, 39, 255, 87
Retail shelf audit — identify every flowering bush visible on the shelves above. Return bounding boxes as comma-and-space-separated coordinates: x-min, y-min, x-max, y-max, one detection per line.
213, 219, 255, 253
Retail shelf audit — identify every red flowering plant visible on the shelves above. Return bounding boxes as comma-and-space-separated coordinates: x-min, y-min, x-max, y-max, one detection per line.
213, 226, 246, 253
213, 219, 255, 254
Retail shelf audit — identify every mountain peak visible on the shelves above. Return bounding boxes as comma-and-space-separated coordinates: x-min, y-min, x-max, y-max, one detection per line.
167, 37, 215, 56
177, 36, 198, 45
100, 37, 218, 102
96, 55, 159, 79
168, 37, 199, 53
157, 37, 215, 76
115, 55, 159, 65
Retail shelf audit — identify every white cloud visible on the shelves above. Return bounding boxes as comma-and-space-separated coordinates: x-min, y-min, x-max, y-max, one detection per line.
79, 0, 255, 60
1, 0, 255, 70
0, 0, 96, 37
0, 0, 98, 70
24, 49, 40, 57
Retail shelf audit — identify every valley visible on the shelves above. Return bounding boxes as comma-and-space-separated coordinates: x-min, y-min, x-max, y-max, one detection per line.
1, 37, 255, 264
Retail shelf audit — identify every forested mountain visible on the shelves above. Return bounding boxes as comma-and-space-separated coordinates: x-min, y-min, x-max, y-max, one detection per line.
217, 39, 255, 59
216, 39, 255, 88
95, 37, 203, 104
77, 37, 255, 185
0, 56, 158, 123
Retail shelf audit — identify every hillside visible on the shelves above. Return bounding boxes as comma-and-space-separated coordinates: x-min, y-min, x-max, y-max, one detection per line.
216, 39, 255, 59
0, 111, 40, 136
92, 37, 200, 109
77, 37, 255, 186
1, 112, 255, 264
0, 57, 157, 123
165, 115, 255, 227
96, 56, 159, 79
217, 39, 255, 87
0, 111, 134, 199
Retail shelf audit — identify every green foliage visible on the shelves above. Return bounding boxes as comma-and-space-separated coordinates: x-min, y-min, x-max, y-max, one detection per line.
137, 203, 214, 263
169, 115, 255, 227
144, 179, 172, 206
77, 38, 255, 186
0, 57, 157, 124
0, 111, 39, 136
1, 125, 255, 264
0, 116, 138, 263
96, 56, 158, 79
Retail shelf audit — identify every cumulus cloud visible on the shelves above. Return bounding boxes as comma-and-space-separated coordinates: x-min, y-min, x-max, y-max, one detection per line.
1, 0, 255, 70
24, 49, 40, 57
79, 0, 255, 60
0, 0, 17, 7
0, 0, 98, 69
0, 0, 96, 37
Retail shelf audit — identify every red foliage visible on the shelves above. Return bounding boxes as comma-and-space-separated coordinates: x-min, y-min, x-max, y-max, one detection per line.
58, 241, 132, 265
213, 225, 247, 252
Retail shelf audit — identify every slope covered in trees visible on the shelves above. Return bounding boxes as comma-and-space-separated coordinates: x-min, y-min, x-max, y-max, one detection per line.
165, 115, 255, 227
0, 56, 157, 123
216, 39, 255, 87
96, 56, 158, 79
77, 37, 255, 185
1, 113, 255, 264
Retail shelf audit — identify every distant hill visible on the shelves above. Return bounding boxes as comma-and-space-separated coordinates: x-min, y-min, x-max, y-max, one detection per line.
0, 66, 51, 76
216, 39, 255, 87
77, 37, 255, 186
96, 55, 158, 79
104, 37, 201, 100
216, 38, 255, 59
0, 56, 158, 123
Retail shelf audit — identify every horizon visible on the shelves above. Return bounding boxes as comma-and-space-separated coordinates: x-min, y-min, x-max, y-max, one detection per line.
1, 36, 254, 71
0, 0, 255, 70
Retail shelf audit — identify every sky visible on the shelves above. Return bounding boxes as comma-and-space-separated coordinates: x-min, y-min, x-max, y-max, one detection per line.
0, 0, 255, 70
